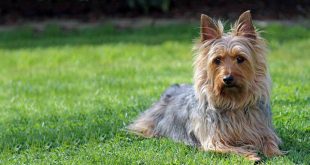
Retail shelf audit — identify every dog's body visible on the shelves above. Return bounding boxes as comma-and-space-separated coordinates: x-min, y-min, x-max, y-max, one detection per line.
128, 11, 282, 161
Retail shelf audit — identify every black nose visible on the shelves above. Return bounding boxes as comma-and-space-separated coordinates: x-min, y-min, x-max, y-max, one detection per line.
223, 75, 234, 85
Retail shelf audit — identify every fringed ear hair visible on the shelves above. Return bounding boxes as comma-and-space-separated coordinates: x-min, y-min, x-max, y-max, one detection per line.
234, 10, 256, 39
200, 14, 222, 42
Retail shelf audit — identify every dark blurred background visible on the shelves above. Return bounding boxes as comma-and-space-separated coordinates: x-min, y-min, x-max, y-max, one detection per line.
0, 0, 309, 24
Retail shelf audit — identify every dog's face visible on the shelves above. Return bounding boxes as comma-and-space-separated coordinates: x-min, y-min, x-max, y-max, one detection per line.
194, 11, 269, 109
207, 36, 255, 99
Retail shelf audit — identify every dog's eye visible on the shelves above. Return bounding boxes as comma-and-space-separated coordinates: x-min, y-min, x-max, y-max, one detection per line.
214, 57, 221, 65
236, 56, 245, 64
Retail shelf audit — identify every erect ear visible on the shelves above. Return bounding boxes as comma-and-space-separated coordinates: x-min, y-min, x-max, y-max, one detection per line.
235, 10, 256, 39
200, 14, 221, 42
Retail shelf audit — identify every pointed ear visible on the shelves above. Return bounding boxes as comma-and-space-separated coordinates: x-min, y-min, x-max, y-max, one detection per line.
235, 10, 256, 39
200, 14, 221, 42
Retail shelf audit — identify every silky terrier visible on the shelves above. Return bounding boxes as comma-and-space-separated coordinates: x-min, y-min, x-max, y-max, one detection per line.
128, 11, 282, 161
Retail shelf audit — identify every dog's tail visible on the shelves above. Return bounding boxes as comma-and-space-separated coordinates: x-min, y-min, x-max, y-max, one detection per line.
127, 106, 160, 138
127, 94, 172, 137
128, 84, 184, 137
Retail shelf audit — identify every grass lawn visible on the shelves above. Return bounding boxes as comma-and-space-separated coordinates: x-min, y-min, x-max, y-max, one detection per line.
0, 22, 309, 164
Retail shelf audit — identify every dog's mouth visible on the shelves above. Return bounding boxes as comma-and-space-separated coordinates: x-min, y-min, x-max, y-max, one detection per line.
223, 84, 238, 89
215, 83, 244, 96
220, 84, 242, 94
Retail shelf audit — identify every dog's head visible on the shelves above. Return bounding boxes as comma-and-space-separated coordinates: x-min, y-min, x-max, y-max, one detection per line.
193, 11, 270, 110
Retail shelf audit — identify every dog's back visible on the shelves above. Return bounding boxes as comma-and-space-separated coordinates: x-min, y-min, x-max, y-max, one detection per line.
128, 84, 200, 146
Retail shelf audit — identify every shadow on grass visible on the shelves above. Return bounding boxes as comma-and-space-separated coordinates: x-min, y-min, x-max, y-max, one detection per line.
277, 128, 310, 164
0, 23, 308, 49
0, 104, 143, 153
0, 24, 197, 49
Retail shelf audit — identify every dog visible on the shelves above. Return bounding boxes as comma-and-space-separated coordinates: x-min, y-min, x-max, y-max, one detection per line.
128, 10, 282, 161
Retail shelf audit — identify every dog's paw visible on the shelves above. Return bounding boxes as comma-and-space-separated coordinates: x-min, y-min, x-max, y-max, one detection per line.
245, 153, 261, 162
262, 142, 283, 157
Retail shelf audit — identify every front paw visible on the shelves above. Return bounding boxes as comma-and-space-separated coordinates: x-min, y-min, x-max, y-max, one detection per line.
246, 154, 261, 162
262, 142, 283, 157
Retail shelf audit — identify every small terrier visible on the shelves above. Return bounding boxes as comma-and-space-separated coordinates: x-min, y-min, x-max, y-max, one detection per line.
128, 11, 282, 161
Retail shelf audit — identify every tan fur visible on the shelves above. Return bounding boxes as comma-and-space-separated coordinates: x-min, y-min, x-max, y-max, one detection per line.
193, 11, 281, 160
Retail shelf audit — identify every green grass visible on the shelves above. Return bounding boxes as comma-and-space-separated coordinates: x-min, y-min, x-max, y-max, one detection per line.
0, 22, 309, 164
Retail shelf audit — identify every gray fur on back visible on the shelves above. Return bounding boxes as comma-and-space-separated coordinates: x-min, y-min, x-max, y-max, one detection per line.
143, 84, 200, 146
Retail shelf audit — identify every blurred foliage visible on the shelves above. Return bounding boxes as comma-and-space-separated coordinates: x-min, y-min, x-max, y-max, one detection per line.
0, 0, 308, 21
127, 0, 171, 13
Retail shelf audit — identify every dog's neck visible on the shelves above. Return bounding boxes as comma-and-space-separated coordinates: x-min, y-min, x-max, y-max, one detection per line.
197, 91, 263, 113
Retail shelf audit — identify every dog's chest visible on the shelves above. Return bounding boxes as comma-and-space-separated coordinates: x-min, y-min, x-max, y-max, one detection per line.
206, 108, 266, 142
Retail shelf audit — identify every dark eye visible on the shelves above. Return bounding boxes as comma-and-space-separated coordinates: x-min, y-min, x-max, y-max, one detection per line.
214, 57, 221, 65
236, 56, 245, 64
